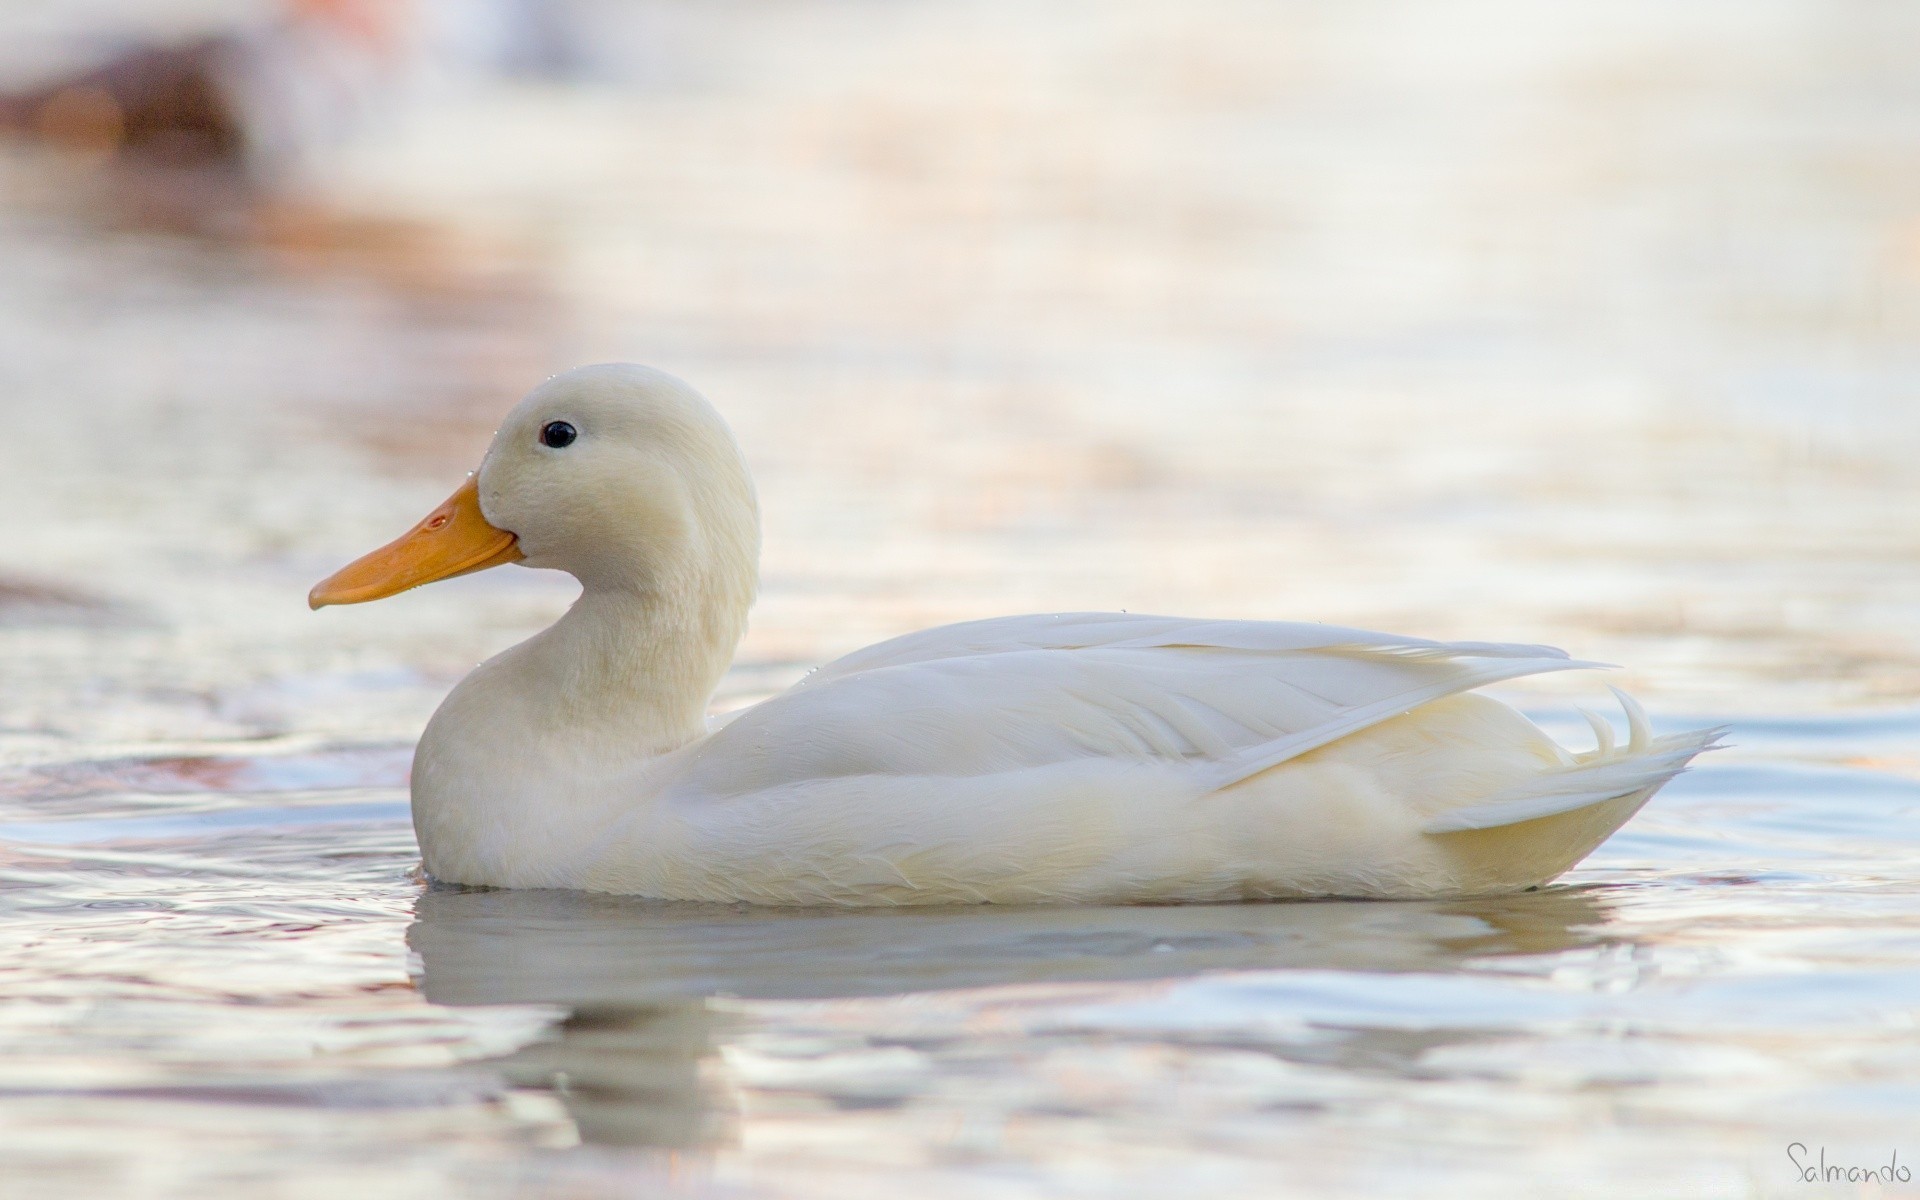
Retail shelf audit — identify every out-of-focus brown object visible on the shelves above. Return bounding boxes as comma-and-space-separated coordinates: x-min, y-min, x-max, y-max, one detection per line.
0, 36, 247, 168
0, 0, 496, 282
0, 0, 407, 173
0, 0, 554, 440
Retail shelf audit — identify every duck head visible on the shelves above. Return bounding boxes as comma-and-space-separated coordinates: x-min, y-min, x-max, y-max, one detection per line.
310, 363, 760, 626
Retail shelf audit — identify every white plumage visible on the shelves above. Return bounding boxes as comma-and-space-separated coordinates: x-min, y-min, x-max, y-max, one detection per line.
316, 364, 1720, 905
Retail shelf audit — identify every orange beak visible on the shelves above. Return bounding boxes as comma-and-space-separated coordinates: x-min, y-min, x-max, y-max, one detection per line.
309, 476, 523, 609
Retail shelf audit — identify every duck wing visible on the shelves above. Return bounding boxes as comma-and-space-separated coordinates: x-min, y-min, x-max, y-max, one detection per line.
673, 614, 1595, 800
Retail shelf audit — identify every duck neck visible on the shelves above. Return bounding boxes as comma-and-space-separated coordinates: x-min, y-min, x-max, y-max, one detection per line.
521, 578, 743, 756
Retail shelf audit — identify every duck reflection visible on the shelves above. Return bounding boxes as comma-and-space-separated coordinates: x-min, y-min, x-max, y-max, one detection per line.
407, 887, 1615, 1149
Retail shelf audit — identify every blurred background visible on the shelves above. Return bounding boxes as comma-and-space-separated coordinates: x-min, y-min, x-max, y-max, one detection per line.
4, 2, 1920, 1197
7, 0, 1920, 753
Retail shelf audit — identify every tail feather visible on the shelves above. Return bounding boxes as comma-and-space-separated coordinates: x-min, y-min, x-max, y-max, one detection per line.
1577, 706, 1617, 759
1423, 693, 1726, 835
1607, 684, 1653, 754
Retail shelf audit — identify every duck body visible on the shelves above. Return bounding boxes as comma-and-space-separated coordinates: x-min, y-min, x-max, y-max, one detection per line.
315, 364, 1719, 906
411, 609, 1712, 904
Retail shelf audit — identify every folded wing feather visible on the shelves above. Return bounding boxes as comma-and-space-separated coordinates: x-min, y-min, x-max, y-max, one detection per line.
672, 614, 1596, 803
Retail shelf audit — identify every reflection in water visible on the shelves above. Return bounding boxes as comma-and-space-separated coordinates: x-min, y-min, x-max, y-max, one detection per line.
497, 1003, 739, 1150
409, 886, 1613, 1149
410, 886, 1616, 1007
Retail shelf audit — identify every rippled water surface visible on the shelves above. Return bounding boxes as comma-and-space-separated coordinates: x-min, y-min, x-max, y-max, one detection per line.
4, 2, 1920, 1196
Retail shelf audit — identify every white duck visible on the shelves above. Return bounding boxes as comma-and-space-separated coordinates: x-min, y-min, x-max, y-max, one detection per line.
312, 364, 1718, 905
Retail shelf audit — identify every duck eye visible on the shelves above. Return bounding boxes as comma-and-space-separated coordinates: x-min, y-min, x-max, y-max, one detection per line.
540, 421, 577, 448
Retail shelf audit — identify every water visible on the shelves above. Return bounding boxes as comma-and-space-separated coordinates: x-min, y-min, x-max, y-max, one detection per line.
4, 2, 1920, 1196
